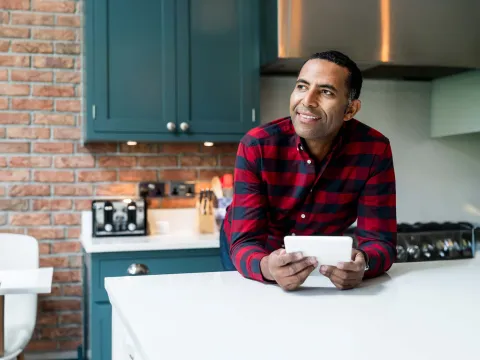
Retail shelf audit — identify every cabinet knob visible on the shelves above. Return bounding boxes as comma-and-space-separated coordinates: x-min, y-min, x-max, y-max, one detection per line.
166, 122, 176, 132
179, 122, 189, 132
127, 263, 149, 276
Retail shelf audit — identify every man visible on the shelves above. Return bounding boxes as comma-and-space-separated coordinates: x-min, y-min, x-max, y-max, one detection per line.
219, 50, 397, 291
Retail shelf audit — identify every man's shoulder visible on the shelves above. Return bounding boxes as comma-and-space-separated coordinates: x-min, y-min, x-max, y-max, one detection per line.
345, 119, 391, 154
240, 117, 294, 147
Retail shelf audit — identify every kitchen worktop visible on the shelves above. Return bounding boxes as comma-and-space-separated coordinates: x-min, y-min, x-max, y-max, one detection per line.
105, 256, 480, 360
80, 210, 219, 253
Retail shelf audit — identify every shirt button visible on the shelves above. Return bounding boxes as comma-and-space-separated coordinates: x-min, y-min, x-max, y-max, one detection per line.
307, 159, 312, 164
299, 145, 303, 151
301, 214, 306, 219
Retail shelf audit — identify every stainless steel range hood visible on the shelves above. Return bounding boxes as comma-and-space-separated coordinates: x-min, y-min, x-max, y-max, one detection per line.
260, 0, 480, 80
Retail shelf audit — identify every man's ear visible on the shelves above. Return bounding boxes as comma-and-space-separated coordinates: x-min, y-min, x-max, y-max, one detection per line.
343, 99, 361, 121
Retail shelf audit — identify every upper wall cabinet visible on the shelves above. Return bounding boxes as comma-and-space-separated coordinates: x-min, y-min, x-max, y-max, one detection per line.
84, 0, 260, 143
431, 71, 480, 137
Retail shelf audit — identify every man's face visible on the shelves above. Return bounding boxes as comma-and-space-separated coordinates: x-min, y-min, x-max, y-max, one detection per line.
289, 59, 354, 140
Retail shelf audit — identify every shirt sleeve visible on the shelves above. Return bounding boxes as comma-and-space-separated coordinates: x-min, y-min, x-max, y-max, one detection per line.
355, 141, 397, 279
228, 139, 270, 282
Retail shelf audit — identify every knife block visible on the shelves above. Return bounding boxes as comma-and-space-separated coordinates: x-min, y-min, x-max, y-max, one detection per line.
196, 198, 215, 234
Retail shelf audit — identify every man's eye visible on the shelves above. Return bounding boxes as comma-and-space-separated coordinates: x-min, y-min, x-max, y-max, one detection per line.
296, 84, 307, 90
322, 89, 333, 96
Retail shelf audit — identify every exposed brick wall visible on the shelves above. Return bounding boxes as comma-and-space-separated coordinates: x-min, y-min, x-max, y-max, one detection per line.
0, 0, 236, 354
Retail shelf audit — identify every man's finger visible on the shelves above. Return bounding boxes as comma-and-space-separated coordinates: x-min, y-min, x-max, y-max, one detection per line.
331, 268, 360, 281
336, 260, 362, 272
282, 265, 315, 290
319, 265, 335, 278
277, 251, 304, 266
281, 257, 317, 277
330, 274, 361, 289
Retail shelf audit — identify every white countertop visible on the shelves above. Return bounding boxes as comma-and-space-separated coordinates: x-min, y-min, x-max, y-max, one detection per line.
105, 257, 480, 360
0, 267, 53, 295
81, 210, 220, 253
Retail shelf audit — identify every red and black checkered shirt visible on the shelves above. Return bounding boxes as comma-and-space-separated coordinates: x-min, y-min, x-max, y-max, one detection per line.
222, 117, 397, 282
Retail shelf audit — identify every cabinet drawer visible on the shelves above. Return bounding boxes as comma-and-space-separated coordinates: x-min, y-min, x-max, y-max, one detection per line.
91, 248, 222, 302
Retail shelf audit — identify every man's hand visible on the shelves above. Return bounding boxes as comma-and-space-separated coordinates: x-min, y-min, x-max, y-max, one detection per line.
260, 249, 317, 291
320, 249, 366, 290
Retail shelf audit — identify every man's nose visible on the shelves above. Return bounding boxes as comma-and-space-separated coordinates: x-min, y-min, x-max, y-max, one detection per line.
302, 89, 318, 108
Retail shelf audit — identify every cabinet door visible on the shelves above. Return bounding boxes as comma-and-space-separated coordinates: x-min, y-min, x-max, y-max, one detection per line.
91, 302, 112, 360
176, 0, 260, 137
85, 0, 176, 140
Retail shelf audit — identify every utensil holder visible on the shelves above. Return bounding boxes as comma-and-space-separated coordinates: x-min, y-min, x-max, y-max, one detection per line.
196, 199, 215, 234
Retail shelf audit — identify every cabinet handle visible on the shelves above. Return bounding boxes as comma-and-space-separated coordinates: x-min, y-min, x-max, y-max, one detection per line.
179, 122, 189, 132
166, 122, 176, 132
127, 263, 149, 276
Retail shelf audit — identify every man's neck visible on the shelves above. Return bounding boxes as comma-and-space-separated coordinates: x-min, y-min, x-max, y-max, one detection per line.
304, 138, 334, 162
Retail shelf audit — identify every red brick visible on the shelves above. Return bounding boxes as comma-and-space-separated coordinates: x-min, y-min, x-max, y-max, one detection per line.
59, 313, 81, 325
59, 340, 82, 351
34, 142, 73, 153
220, 155, 236, 167
78, 170, 116, 182
41, 299, 81, 312
0, 128, 4, 138
0, 186, 6, 196
0, 199, 28, 210
35, 170, 74, 183
0, 228, 24, 234
199, 169, 232, 181
138, 156, 178, 167
95, 183, 137, 196
66, 226, 81, 238
73, 199, 91, 210
98, 156, 136, 168
40, 256, 69, 268
0, 26, 29, 38
159, 169, 197, 181
37, 313, 58, 326
0, 11, 7, 24
0, 41, 8, 52
33, 84, 75, 97
41, 327, 82, 340
56, 71, 81, 83
9, 184, 50, 197
12, 41, 52, 53
34, 56, 74, 69
12, 98, 53, 111
77, 143, 117, 153
34, 113, 74, 125
32, 28, 75, 41
10, 213, 50, 226
0, 213, 6, 225
119, 143, 159, 153
56, 99, 80, 112
201, 143, 238, 154
0, 0, 29, 10
0, 69, 7, 79
9, 156, 51, 168
180, 155, 217, 167
0, 84, 29, 96
0, 169, 29, 181
57, 14, 81, 27
53, 213, 80, 225
26, 341, 57, 352
0, 54, 29, 67
32, 199, 72, 211
0, 113, 30, 124
163, 143, 200, 153
55, 155, 94, 168
53, 127, 81, 140
27, 227, 64, 240
11, 12, 54, 25
55, 43, 80, 55
39, 243, 50, 254
53, 269, 80, 282
119, 170, 157, 182
63, 284, 82, 297
0, 142, 29, 153
11, 69, 53, 82
0, 97, 7, 109
54, 184, 92, 196
0, 156, 5, 166
7, 127, 50, 139
68, 255, 82, 268
33, 0, 76, 13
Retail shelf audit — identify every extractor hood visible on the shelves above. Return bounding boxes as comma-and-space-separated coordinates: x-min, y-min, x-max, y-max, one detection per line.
260, 0, 480, 80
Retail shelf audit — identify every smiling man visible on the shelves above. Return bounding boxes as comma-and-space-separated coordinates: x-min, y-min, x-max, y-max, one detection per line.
219, 50, 397, 291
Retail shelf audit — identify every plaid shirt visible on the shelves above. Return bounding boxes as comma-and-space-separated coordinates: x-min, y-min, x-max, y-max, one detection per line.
222, 117, 397, 282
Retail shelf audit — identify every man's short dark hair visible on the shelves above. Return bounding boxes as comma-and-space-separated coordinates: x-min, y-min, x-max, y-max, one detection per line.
304, 50, 363, 101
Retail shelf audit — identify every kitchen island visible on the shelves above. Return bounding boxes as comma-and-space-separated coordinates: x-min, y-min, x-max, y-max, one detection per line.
105, 256, 480, 360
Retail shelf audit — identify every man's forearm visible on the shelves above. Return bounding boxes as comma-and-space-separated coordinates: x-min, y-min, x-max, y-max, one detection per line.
357, 237, 396, 279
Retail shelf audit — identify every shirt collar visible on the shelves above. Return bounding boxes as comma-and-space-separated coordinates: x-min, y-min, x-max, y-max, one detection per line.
292, 119, 347, 155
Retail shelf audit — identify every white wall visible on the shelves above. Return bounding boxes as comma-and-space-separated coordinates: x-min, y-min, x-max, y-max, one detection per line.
260, 77, 480, 224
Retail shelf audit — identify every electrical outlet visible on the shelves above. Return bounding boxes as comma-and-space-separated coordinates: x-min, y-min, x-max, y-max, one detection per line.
138, 182, 166, 198
170, 181, 195, 197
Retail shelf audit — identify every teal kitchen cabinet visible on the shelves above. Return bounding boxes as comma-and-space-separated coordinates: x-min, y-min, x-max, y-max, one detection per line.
82, 248, 223, 360
84, 0, 260, 143
431, 70, 480, 137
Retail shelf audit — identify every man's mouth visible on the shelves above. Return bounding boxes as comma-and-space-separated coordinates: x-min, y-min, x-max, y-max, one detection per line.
296, 111, 321, 123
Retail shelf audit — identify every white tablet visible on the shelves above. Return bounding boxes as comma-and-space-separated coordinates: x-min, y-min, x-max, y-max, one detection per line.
284, 235, 353, 277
